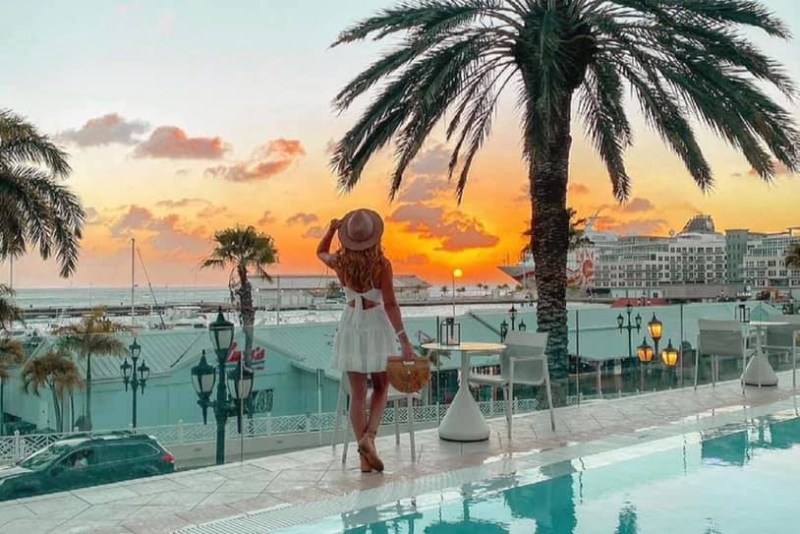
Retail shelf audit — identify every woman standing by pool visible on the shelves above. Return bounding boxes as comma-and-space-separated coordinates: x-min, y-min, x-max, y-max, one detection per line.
316, 208, 414, 473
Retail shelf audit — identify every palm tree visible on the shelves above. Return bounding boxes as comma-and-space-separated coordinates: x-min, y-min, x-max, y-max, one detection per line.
786, 243, 800, 270
0, 338, 25, 435
523, 207, 589, 255
0, 284, 22, 332
0, 109, 85, 277
21, 348, 83, 432
330, 1, 799, 379
54, 308, 129, 430
440, 285, 448, 297
202, 226, 279, 366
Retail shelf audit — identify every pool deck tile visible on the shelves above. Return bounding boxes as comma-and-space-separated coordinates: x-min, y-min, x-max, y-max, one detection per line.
0, 371, 797, 534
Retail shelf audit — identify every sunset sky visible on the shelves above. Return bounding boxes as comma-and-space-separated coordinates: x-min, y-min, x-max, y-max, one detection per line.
2, 0, 799, 288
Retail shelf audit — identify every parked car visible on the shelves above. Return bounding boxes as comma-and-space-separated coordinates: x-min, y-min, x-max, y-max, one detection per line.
0, 431, 175, 501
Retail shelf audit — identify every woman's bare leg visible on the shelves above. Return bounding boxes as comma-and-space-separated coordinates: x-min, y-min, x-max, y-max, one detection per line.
366, 372, 389, 436
347, 372, 368, 442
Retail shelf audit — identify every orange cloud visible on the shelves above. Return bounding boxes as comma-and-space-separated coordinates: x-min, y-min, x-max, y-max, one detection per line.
568, 182, 591, 195
155, 197, 209, 209
257, 210, 276, 226
286, 212, 318, 226
205, 139, 305, 182
388, 203, 499, 252
110, 205, 208, 259
134, 126, 229, 159
744, 160, 795, 178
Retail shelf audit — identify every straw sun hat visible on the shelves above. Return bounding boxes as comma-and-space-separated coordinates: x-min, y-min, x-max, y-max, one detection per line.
338, 209, 384, 251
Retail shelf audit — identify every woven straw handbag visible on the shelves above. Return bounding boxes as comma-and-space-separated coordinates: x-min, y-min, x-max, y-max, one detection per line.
386, 355, 431, 394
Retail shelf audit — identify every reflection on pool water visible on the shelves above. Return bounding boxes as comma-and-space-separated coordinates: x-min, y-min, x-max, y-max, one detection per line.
283, 414, 800, 533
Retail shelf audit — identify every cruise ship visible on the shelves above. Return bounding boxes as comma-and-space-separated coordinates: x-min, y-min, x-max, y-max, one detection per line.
498, 214, 618, 290
498, 214, 726, 294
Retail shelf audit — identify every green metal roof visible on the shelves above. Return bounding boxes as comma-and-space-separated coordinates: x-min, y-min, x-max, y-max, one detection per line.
22, 301, 784, 381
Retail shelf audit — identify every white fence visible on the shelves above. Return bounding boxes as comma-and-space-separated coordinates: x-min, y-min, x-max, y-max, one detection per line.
0, 398, 538, 464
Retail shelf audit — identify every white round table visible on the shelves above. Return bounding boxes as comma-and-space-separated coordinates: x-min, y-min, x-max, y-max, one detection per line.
422, 341, 505, 442
742, 321, 785, 387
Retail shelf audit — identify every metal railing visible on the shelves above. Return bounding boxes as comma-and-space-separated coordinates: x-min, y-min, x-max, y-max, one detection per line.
0, 398, 538, 464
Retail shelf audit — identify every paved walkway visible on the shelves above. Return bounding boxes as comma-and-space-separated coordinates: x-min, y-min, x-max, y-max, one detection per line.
0, 373, 797, 534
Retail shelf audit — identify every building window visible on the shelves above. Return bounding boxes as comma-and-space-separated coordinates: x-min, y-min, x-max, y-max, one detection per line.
252, 389, 274, 414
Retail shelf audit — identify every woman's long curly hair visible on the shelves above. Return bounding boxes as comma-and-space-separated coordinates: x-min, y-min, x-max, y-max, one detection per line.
336, 244, 384, 289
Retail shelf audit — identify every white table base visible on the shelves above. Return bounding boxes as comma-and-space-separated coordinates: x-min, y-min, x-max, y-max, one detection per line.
743, 354, 778, 386
743, 324, 779, 387
437, 386, 491, 442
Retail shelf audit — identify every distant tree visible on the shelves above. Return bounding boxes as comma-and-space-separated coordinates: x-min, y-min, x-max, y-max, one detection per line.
0, 109, 85, 277
0, 285, 22, 332
55, 308, 129, 430
202, 225, 279, 368
0, 337, 25, 435
21, 348, 83, 432
325, 280, 343, 300
523, 208, 589, 255
786, 243, 800, 270
456, 286, 467, 294
440, 285, 448, 296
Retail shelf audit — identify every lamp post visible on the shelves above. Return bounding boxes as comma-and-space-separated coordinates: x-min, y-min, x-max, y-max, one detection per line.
499, 306, 526, 342
617, 303, 642, 360
120, 339, 149, 428
452, 268, 463, 319
190, 308, 253, 465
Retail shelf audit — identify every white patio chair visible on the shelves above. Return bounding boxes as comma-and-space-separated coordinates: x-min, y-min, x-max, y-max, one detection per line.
332, 376, 419, 464
761, 315, 800, 388
694, 319, 749, 393
468, 331, 555, 438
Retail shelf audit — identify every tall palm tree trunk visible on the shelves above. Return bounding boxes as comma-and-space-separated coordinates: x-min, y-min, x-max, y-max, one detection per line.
238, 268, 255, 366
84, 352, 92, 429
49, 385, 62, 432
528, 103, 573, 382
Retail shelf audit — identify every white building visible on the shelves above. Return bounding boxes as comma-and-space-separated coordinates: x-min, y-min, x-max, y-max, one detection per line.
743, 227, 800, 295
593, 215, 727, 295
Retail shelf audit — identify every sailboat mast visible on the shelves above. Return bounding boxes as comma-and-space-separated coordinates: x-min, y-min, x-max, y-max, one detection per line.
131, 237, 135, 325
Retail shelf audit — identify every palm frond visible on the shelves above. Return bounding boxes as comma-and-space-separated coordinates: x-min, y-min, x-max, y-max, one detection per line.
0, 109, 71, 177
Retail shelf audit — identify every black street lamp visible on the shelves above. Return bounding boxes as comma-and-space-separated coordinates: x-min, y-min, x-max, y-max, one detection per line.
617, 303, 642, 360
499, 306, 526, 342
190, 308, 253, 465
120, 339, 149, 428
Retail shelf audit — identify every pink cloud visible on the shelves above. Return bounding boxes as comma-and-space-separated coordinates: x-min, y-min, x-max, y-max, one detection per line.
205, 139, 305, 182
59, 113, 149, 146
134, 126, 229, 159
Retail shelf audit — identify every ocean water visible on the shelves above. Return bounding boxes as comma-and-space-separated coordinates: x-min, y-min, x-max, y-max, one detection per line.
10, 286, 231, 310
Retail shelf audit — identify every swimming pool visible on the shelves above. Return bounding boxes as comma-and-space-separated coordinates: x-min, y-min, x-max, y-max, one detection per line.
282, 412, 800, 533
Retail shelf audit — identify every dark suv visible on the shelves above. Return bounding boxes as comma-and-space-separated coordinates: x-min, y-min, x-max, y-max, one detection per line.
0, 431, 175, 501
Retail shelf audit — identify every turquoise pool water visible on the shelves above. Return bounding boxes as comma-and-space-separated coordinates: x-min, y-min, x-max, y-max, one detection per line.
286, 413, 800, 533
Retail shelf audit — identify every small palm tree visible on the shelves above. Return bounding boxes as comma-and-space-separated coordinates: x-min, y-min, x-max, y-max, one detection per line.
330, 0, 799, 380
0, 338, 25, 435
55, 308, 129, 430
21, 348, 84, 432
202, 226, 278, 365
786, 243, 800, 270
0, 109, 85, 277
0, 284, 22, 332
440, 285, 448, 297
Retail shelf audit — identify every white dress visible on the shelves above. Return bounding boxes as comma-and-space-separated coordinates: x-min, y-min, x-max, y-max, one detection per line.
331, 287, 397, 373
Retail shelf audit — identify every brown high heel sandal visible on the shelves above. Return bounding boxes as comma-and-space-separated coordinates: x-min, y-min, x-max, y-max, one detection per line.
358, 449, 372, 473
358, 431, 384, 473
